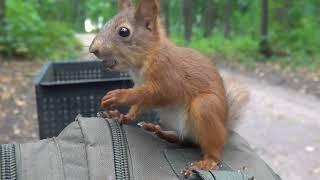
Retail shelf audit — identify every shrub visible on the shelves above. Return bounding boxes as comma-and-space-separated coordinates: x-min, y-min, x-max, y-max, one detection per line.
0, 0, 81, 60
171, 32, 258, 63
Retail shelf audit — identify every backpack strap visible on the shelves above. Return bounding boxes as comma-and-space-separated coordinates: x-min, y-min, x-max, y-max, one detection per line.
164, 148, 252, 180
192, 170, 251, 180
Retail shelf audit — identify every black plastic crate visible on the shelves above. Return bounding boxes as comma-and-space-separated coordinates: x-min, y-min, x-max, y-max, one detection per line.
34, 60, 158, 139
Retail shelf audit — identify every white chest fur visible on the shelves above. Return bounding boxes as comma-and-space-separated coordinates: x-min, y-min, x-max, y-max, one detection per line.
157, 105, 194, 142
129, 69, 144, 87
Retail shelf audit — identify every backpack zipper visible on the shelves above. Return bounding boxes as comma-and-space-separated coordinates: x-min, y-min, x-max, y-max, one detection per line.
0, 144, 17, 180
104, 116, 131, 180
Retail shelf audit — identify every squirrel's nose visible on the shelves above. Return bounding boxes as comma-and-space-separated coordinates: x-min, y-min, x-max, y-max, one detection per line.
90, 48, 100, 58
89, 44, 100, 58
89, 37, 102, 58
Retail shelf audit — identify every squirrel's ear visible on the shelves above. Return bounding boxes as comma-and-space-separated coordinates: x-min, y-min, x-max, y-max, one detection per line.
118, 0, 133, 11
135, 0, 160, 31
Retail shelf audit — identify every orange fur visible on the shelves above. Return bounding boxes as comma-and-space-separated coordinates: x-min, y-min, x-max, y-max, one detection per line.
90, 0, 249, 174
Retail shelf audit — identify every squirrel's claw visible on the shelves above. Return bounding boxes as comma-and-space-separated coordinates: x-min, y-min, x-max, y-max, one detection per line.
119, 114, 133, 124
101, 110, 132, 124
182, 160, 219, 178
102, 110, 121, 119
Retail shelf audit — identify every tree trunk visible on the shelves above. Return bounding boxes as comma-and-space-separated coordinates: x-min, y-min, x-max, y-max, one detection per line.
182, 0, 193, 43
274, 0, 291, 32
259, 0, 272, 57
203, 0, 214, 38
224, 0, 231, 38
74, 0, 86, 31
160, 0, 170, 35
0, 0, 5, 55
0, 0, 5, 29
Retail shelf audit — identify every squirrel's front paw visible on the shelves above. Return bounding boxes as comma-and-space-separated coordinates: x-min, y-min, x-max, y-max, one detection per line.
118, 114, 133, 124
101, 89, 130, 109
101, 110, 122, 119
102, 110, 133, 124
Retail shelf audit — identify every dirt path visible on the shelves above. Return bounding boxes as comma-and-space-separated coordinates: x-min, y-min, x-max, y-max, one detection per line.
0, 60, 41, 144
221, 70, 320, 180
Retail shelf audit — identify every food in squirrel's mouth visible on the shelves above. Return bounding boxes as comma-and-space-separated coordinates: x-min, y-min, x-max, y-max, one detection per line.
102, 59, 117, 69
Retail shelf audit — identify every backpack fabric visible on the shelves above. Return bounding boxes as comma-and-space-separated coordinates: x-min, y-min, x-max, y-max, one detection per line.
1, 115, 281, 180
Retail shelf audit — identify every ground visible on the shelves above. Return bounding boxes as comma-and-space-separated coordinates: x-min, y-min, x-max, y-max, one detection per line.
222, 69, 320, 180
0, 34, 319, 180
0, 60, 40, 143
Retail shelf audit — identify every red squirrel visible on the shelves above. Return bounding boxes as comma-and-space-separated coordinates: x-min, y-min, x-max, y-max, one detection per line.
89, 0, 249, 175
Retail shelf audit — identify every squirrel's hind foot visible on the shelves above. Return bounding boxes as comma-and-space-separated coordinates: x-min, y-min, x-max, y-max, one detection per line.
182, 159, 219, 177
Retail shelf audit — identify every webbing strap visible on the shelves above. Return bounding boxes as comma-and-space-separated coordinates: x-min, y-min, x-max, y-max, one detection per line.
0, 144, 17, 180
193, 170, 250, 180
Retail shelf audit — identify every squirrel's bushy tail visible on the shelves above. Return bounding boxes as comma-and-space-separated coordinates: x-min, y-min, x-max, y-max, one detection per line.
223, 77, 250, 128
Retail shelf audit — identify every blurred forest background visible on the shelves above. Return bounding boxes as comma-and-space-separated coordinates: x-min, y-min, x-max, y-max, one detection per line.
0, 2, 319, 179
0, 0, 320, 70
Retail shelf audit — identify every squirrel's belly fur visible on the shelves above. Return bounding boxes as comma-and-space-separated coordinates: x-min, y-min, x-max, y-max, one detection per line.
156, 105, 194, 142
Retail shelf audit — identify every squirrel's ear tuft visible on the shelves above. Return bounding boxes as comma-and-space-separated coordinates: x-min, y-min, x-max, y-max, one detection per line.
135, 0, 160, 31
118, 0, 133, 11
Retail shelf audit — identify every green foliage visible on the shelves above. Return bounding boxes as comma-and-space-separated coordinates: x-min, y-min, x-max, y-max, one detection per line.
169, 0, 320, 70
0, 0, 319, 69
171, 32, 258, 66
86, 0, 117, 27
1, 0, 81, 60
274, 18, 320, 54
34, 0, 86, 32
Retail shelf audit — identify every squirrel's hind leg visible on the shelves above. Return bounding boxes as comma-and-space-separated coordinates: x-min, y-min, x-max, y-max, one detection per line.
182, 94, 227, 176
142, 123, 181, 144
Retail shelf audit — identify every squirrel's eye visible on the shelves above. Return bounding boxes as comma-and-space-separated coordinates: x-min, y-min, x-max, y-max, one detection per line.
118, 27, 130, 37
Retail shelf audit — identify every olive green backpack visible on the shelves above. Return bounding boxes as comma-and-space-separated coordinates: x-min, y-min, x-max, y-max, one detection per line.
0, 115, 281, 180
